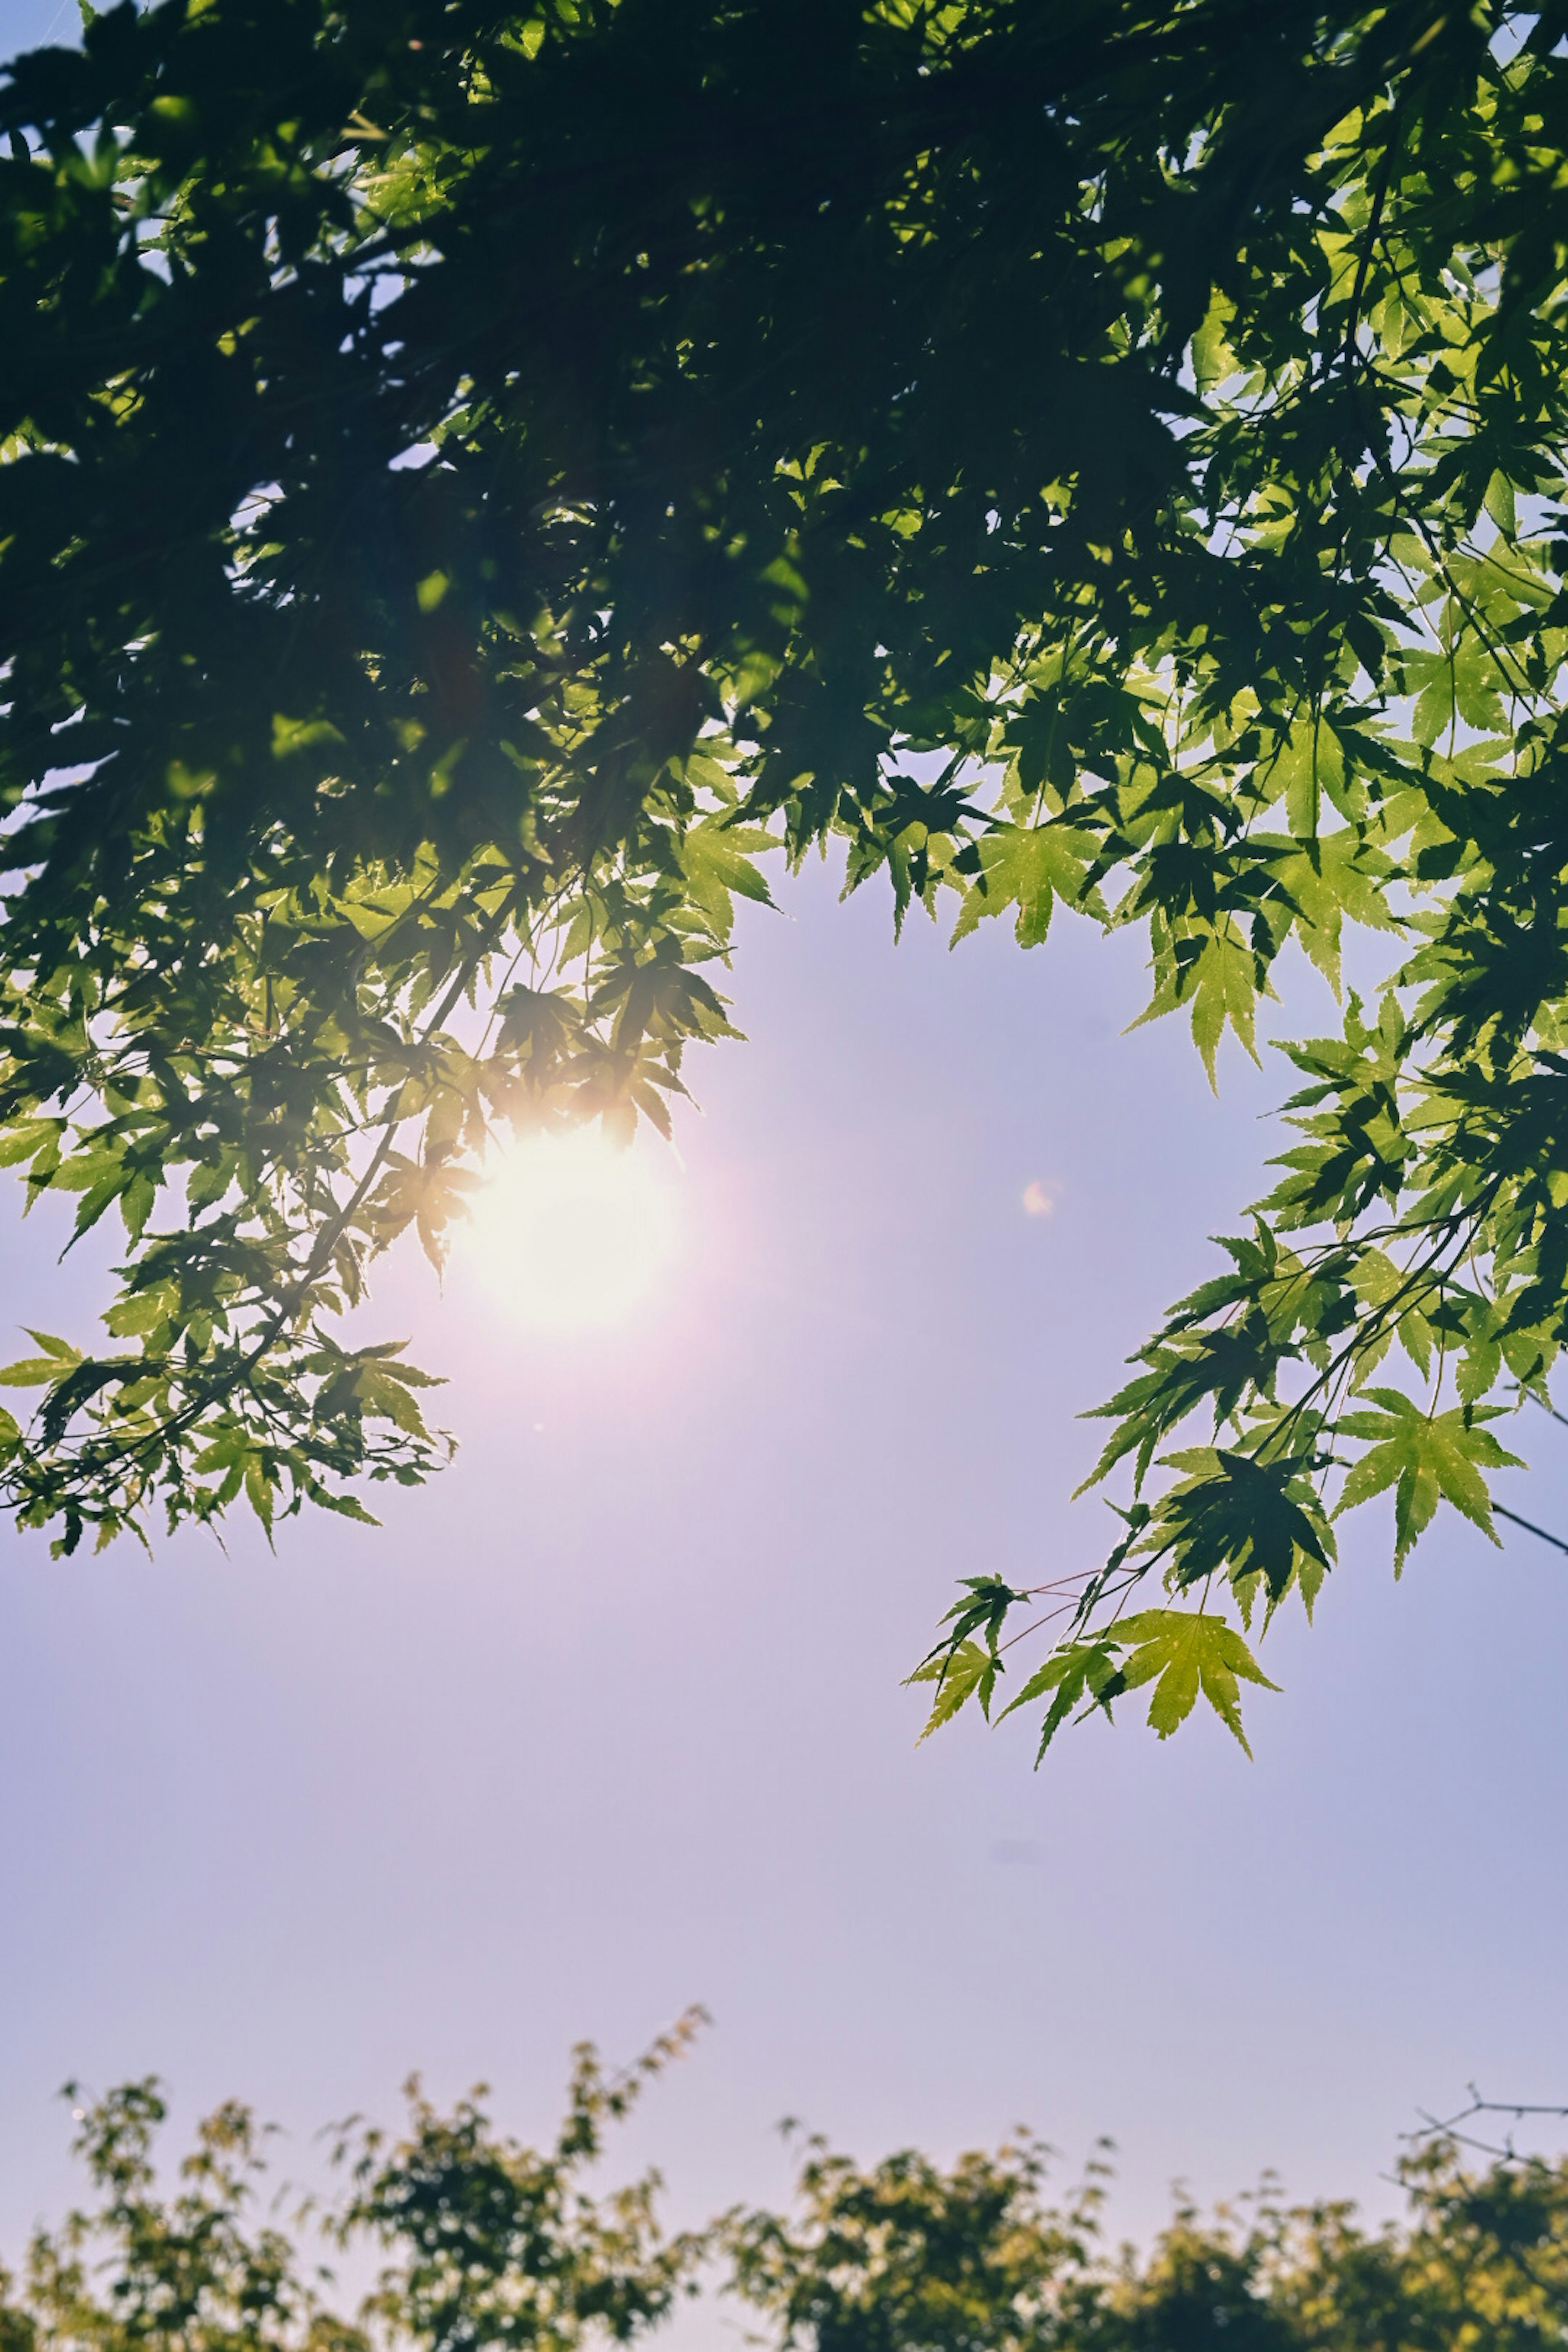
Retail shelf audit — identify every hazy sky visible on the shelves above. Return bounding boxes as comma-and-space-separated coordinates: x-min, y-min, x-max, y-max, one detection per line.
3, 0, 1568, 2325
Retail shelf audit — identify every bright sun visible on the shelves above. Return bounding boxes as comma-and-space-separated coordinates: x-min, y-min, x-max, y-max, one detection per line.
456, 1125, 679, 1330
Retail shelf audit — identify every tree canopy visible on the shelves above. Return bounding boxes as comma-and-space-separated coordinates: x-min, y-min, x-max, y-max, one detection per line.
5, 0, 1568, 1751
5, 2028, 1568, 2352
0, 2018, 709, 2352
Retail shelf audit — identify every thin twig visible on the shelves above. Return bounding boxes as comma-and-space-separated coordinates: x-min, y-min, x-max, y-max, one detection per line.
1494, 1503, 1568, 1559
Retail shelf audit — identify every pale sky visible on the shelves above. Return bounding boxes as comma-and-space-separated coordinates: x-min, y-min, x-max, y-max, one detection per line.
2, 0, 1567, 2314
3, 849, 1566, 2272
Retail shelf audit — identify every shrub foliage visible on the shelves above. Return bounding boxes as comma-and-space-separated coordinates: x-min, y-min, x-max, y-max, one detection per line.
4, 2033, 1568, 2352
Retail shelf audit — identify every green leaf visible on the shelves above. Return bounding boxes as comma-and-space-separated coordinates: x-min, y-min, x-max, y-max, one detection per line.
908, 1641, 999, 1740
0, 1329, 85, 1384
1336, 1392, 1523, 1569
0, 1120, 63, 1169
1154, 1448, 1337, 1603
23, 1332, 84, 1364
1191, 288, 1239, 390
951, 822, 1101, 950
1269, 711, 1350, 835
1484, 469, 1517, 540
1132, 921, 1261, 1089
996, 1638, 1122, 1762
1261, 831, 1397, 993
1114, 1609, 1280, 1756
0, 1358, 73, 1388
679, 820, 777, 938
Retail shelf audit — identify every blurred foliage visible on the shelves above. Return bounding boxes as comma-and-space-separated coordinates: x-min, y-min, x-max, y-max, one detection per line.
4, 2034, 1568, 2352
723, 2124, 1568, 2352
7, 0, 1568, 1750
0, 2018, 706, 2352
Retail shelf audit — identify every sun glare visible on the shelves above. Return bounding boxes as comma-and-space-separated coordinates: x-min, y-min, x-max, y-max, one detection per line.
457, 1126, 679, 1330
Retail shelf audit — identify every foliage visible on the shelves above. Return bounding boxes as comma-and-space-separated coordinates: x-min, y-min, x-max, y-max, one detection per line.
5, 2040, 1568, 2352
0, 2021, 706, 2352
3, 2079, 360, 2352
722, 2134, 1111, 2352
7, 0, 1568, 1748
723, 2125, 1568, 2352
327, 2015, 707, 2352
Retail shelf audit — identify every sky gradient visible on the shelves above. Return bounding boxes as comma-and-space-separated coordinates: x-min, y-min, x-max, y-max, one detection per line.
1, 845, 1566, 2300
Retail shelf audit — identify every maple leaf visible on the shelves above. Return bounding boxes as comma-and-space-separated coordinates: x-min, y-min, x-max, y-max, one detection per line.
1336, 1389, 1524, 1569
1113, 1609, 1280, 1756
950, 822, 1104, 949
996, 1639, 1123, 1764
907, 1640, 1001, 1741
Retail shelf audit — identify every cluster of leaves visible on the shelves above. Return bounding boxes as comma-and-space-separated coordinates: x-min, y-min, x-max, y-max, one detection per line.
724, 2121, 1568, 2352
329, 2016, 707, 2352
3, 2082, 344, 2352
7, 2036, 1568, 2352
723, 2134, 1112, 2352
7, 0, 1568, 1758
0, 2018, 707, 2352
888, 0, 1568, 1757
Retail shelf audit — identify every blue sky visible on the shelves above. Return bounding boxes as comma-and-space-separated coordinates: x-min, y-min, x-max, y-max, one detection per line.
3, 0, 1568, 2315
